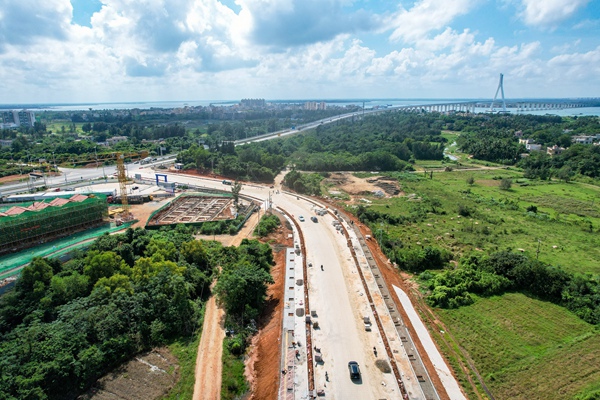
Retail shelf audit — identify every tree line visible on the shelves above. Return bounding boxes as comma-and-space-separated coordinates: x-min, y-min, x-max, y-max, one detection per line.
455, 114, 600, 178
0, 226, 274, 399
421, 251, 600, 325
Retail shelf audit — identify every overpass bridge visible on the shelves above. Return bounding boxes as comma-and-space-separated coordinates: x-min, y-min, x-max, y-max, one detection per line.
235, 97, 599, 146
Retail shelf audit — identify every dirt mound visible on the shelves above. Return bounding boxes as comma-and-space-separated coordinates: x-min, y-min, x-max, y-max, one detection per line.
79, 348, 178, 400
324, 172, 402, 196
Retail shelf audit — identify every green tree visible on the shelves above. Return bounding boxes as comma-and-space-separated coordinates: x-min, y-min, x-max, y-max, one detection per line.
231, 180, 242, 211
49, 272, 90, 305
94, 274, 133, 295
84, 251, 123, 284
214, 262, 273, 317
181, 240, 210, 271
557, 165, 574, 182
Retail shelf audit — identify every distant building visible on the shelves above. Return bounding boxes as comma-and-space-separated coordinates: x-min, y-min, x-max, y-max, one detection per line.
547, 145, 565, 156
304, 101, 326, 111
519, 138, 534, 145
0, 139, 13, 147
572, 135, 593, 145
240, 98, 266, 108
0, 110, 35, 129
106, 136, 128, 145
514, 130, 523, 137
526, 143, 542, 151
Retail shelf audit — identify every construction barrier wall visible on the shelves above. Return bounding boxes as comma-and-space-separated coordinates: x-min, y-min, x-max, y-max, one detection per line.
0, 195, 108, 256
145, 192, 233, 227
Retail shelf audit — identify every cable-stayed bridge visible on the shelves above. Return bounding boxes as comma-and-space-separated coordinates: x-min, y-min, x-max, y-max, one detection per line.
388, 98, 599, 114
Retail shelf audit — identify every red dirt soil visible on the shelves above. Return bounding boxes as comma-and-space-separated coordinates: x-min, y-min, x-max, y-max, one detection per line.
245, 213, 293, 400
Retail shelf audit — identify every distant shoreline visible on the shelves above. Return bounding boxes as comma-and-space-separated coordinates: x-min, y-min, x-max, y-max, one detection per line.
1, 98, 598, 116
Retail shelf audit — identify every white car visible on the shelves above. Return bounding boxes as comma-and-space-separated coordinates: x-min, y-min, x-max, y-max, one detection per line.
298, 215, 305, 222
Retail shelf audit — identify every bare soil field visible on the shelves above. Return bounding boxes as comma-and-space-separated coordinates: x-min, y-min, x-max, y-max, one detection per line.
79, 348, 178, 400
323, 172, 403, 201
0, 173, 28, 184
129, 198, 171, 228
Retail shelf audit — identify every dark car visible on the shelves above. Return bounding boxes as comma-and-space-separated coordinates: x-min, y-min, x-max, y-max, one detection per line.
348, 361, 361, 380
311, 216, 318, 223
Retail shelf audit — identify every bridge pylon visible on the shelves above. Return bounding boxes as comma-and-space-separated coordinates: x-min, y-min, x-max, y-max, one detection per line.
490, 73, 507, 113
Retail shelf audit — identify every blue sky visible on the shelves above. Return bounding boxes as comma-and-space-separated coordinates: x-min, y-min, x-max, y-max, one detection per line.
0, 0, 598, 103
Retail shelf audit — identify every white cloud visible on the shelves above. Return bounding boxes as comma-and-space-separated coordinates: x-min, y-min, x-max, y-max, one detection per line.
518, 0, 590, 28
0, 0, 72, 52
0, 0, 597, 102
237, 0, 379, 49
548, 46, 600, 81
387, 0, 478, 43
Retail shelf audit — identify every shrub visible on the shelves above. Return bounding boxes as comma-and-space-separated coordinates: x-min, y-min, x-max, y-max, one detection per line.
499, 178, 512, 190
458, 204, 472, 217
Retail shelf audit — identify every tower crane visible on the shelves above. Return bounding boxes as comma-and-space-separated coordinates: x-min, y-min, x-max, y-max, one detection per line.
115, 151, 149, 220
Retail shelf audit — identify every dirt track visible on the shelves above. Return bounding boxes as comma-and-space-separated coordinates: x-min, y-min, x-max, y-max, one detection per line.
192, 210, 263, 400
193, 295, 225, 400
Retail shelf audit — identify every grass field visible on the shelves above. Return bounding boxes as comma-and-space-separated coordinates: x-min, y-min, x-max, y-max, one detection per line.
363, 169, 600, 275
161, 305, 204, 400
344, 166, 600, 399
221, 340, 249, 399
161, 331, 202, 400
437, 293, 600, 399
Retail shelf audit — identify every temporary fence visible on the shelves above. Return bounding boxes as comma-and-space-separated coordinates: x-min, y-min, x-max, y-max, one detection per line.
0, 219, 136, 280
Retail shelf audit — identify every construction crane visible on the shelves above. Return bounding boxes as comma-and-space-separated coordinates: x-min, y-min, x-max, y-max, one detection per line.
115, 151, 149, 220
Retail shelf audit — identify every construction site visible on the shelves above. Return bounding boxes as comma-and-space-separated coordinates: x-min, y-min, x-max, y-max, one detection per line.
146, 192, 255, 228
0, 194, 108, 257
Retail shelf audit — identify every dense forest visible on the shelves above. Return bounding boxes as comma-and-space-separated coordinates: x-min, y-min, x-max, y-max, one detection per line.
0, 226, 273, 399
177, 112, 450, 185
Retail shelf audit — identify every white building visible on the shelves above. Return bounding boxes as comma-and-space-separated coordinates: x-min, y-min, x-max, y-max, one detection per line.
304, 101, 326, 111
572, 135, 594, 145
526, 143, 542, 151
106, 136, 128, 145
